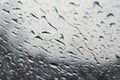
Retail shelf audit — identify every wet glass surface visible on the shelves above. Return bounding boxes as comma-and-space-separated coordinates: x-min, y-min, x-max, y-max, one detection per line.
0, 0, 120, 80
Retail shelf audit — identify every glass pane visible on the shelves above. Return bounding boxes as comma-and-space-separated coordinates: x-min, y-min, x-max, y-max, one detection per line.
0, 0, 120, 80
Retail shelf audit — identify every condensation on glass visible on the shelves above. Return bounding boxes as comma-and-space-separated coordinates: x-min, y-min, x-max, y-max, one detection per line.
0, 0, 120, 80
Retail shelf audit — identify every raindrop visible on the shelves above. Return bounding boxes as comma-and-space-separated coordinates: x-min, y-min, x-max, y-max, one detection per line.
69, 2, 80, 6
110, 23, 115, 27
12, 7, 21, 10
35, 36, 43, 40
41, 31, 51, 34
99, 35, 104, 39
93, 1, 103, 8
115, 55, 120, 59
11, 18, 18, 23
2, 9, 10, 14
30, 13, 39, 19
31, 30, 35, 34
107, 13, 115, 18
